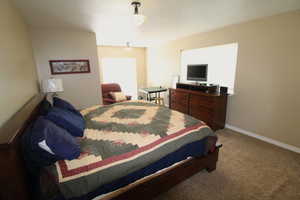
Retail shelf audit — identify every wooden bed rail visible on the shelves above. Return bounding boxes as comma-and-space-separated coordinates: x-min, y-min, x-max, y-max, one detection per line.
111, 146, 221, 200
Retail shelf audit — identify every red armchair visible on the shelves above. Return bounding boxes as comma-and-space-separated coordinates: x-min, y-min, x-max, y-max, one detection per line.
101, 83, 132, 105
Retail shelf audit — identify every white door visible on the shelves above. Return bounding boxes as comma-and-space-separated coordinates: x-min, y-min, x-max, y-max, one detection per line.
101, 58, 138, 99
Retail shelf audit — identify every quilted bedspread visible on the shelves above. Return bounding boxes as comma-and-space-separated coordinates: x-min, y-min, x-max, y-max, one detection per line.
46, 101, 217, 199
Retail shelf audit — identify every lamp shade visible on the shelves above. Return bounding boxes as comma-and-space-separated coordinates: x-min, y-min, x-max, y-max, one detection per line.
42, 78, 64, 93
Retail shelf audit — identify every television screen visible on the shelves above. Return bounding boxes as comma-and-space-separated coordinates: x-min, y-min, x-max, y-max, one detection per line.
187, 64, 208, 81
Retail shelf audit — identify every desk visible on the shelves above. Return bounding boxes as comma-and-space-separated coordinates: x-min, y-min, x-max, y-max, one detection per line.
139, 87, 167, 104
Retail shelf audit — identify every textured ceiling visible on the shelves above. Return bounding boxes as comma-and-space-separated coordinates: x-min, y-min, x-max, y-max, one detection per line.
13, 0, 300, 47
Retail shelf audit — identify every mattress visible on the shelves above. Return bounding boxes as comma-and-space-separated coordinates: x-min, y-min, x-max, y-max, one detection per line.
42, 101, 217, 200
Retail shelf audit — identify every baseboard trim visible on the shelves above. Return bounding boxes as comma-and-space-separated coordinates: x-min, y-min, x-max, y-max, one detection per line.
225, 124, 300, 154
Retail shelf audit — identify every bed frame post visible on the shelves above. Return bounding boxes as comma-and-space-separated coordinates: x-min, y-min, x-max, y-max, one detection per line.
206, 144, 221, 172
206, 163, 217, 172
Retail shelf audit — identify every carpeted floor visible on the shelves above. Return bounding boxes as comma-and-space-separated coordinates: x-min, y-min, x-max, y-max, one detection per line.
154, 129, 300, 200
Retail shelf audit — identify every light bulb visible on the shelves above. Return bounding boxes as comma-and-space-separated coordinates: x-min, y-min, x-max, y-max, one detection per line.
133, 14, 145, 26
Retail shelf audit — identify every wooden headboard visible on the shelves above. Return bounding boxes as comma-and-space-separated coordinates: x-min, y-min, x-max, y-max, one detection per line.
0, 94, 45, 200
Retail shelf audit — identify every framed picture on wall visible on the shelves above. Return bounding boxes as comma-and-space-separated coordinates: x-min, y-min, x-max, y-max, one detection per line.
49, 60, 90, 75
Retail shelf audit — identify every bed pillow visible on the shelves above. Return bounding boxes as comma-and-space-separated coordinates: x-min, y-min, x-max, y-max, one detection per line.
53, 97, 82, 117
29, 117, 80, 161
45, 107, 85, 137
110, 92, 127, 101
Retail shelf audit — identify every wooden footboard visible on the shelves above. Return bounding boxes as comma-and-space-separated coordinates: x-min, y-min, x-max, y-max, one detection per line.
111, 147, 220, 200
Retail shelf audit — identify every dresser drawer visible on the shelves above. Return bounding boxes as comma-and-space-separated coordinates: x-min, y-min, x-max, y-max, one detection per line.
191, 112, 212, 126
190, 94, 214, 109
190, 106, 213, 122
170, 90, 189, 114
168, 87, 227, 131
171, 103, 188, 114
170, 90, 189, 106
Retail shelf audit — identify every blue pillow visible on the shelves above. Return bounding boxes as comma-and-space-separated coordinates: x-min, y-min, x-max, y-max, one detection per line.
45, 107, 85, 137
29, 117, 80, 161
53, 97, 82, 117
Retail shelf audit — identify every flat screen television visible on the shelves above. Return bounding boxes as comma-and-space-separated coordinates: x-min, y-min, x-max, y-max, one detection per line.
187, 64, 208, 81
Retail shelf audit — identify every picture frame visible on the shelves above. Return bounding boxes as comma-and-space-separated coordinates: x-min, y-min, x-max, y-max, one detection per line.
49, 60, 91, 75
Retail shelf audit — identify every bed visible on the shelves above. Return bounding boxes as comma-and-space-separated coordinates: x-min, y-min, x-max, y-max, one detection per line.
0, 94, 221, 200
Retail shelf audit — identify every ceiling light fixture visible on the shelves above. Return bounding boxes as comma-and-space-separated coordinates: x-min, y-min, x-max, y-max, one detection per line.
125, 42, 132, 50
131, 1, 145, 26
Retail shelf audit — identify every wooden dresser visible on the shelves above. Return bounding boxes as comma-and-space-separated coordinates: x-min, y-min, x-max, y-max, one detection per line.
169, 87, 227, 131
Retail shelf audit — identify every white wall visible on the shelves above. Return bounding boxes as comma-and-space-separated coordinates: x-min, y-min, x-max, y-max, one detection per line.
181, 43, 238, 94
147, 47, 180, 87
31, 29, 102, 109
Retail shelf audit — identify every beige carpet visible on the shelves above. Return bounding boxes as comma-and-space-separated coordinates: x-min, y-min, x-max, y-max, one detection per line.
154, 129, 300, 200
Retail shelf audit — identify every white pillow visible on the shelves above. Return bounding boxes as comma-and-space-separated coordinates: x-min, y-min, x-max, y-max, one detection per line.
110, 92, 127, 101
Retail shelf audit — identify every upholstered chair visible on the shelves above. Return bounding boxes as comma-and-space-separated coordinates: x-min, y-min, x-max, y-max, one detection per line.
101, 83, 132, 105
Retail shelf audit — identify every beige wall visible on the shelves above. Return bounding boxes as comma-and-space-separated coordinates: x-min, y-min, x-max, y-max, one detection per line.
31, 29, 102, 108
147, 10, 300, 148
0, 0, 38, 127
97, 46, 147, 89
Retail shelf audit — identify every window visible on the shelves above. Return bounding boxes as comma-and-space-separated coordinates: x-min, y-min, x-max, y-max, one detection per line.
101, 58, 138, 99
181, 43, 238, 94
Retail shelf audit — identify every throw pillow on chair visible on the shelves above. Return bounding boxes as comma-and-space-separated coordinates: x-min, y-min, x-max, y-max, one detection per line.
110, 92, 127, 102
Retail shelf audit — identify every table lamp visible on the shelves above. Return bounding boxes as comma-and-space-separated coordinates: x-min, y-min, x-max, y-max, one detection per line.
42, 78, 64, 97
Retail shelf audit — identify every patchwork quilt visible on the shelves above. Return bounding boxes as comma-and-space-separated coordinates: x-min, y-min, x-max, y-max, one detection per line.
46, 101, 217, 199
